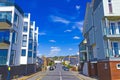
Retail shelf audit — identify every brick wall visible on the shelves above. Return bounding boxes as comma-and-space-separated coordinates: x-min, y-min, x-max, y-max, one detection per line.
97, 61, 111, 80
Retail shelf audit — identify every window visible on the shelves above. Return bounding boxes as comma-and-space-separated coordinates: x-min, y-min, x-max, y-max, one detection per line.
23, 26, 28, 32
116, 63, 120, 69
0, 49, 8, 65
22, 35, 27, 47
29, 28, 33, 38
12, 31, 17, 44
28, 39, 33, 50
22, 41, 27, 47
23, 35, 27, 41
24, 22, 28, 26
108, 0, 112, 13
14, 13, 19, 27
118, 22, 120, 34
113, 42, 119, 57
28, 51, 32, 57
21, 49, 26, 56
110, 23, 116, 35
33, 53, 36, 58
10, 50, 16, 65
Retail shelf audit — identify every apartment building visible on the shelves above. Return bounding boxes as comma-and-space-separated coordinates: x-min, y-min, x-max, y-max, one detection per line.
20, 13, 30, 64
80, 0, 120, 80
0, 1, 39, 79
21, 14, 39, 65
28, 21, 38, 64
0, 0, 24, 66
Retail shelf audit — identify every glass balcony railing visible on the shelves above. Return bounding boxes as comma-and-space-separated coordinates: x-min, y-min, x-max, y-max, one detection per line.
0, 31, 10, 44
0, 56, 7, 65
103, 27, 120, 36
105, 48, 120, 58
80, 45, 86, 51
0, 12, 12, 22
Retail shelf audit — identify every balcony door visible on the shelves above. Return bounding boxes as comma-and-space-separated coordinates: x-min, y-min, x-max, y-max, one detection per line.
113, 42, 119, 57
118, 22, 120, 34
110, 23, 116, 35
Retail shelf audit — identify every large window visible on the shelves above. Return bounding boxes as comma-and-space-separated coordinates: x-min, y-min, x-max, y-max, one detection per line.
28, 51, 32, 57
33, 53, 36, 58
23, 26, 28, 32
28, 39, 33, 50
29, 28, 33, 38
22, 35, 27, 47
21, 49, 26, 56
0, 49, 8, 65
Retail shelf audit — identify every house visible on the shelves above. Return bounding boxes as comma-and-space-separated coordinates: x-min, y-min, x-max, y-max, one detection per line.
80, 0, 120, 80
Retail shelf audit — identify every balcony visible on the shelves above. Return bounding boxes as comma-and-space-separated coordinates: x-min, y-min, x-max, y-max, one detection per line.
0, 56, 7, 65
103, 27, 120, 40
79, 45, 87, 53
0, 13, 12, 29
0, 31, 10, 46
105, 48, 120, 59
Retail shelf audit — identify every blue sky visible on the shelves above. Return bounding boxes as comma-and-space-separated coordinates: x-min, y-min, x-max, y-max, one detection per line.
16, 0, 91, 57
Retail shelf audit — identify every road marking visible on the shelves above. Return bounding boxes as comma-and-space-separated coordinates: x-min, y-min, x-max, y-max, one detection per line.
59, 71, 62, 80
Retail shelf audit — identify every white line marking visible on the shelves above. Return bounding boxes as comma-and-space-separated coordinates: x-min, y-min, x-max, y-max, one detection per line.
59, 71, 62, 80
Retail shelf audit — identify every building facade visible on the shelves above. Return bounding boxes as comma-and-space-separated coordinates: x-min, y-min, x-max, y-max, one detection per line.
0, 1, 39, 79
20, 13, 30, 64
20, 13, 39, 65
80, 0, 120, 80
0, 1, 24, 66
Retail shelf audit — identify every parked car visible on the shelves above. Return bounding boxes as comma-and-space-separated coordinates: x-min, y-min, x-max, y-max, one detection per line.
49, 66, 54, 71
63, 66, 69, 71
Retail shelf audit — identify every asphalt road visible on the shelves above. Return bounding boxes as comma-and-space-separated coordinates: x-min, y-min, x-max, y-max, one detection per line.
41, 63, 80, 80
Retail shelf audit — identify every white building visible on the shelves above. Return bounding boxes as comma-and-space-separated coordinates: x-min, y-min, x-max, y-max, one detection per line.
27, 21, 38, 64
0, 1, 24, 66
81, 0, 120, 80
20, 13, 31, 64
20, 14, 39, 65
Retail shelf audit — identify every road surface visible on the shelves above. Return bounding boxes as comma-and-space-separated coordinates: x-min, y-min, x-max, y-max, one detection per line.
41, 63, 80, 80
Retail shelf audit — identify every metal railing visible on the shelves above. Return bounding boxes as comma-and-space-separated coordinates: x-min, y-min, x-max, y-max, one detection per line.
105, 48, 120, 58
103, 27, 120, 35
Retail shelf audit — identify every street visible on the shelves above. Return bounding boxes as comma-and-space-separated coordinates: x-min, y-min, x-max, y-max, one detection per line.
41, 63, 80, 80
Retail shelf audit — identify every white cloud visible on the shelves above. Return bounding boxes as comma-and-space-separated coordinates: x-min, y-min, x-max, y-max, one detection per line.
39, 32, 46, 36
50, 15, 70, 24
48, 47, 61, 57
76, 5, 81, 10
73, 36, 80, 40
64, 29, 72, 32
49, 40, 56, 43
69, 48, 73, 51
72, 21, 84, 32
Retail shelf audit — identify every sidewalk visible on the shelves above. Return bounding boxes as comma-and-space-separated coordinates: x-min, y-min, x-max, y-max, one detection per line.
12, 71, 47, 80
71, 71, 98, 80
